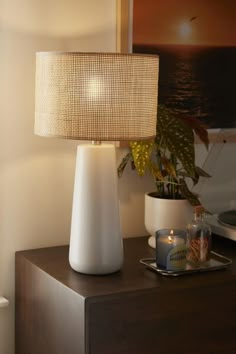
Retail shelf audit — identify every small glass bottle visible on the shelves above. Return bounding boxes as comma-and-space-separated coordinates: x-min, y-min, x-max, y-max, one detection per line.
186, 206, 212, 267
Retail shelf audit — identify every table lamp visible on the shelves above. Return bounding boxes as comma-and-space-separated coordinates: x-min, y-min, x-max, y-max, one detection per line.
34, 52, 159, 274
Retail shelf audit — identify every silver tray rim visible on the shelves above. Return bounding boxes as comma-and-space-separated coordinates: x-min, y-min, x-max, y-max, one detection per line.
140, 251, 232, 277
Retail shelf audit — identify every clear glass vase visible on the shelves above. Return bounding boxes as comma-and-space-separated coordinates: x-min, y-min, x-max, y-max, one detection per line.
186, 206, 212, 267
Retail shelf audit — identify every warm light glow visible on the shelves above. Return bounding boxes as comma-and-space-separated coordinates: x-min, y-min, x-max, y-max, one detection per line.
87, 76, 104, 100
179, 22, 192, 39
168, 230, 174, 242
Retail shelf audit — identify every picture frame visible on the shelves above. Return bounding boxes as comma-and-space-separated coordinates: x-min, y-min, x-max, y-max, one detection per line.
116, 0, 236, 143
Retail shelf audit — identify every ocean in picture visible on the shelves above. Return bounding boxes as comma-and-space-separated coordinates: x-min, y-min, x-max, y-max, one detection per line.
133, 44, 236, 128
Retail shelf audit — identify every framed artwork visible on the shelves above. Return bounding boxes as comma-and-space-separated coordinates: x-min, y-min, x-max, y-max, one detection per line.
117, 0, 236, 138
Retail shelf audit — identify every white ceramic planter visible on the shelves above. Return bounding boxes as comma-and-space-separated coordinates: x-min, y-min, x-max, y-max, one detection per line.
145, 192, 193, 248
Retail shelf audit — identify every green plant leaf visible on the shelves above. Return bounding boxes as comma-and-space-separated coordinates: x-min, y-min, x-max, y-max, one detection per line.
195, 166, 211, 178
156, 105, 195, 178
190, 166, 211, 186
179, 178, 201, 206
178, 115, 209, 149
130, 140, 154, 176
149, 163, 165, 181
161, 156, 177, 179
117, 152, 133, 177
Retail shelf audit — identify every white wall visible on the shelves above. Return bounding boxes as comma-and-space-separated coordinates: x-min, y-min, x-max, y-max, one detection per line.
0, 1, 124, 353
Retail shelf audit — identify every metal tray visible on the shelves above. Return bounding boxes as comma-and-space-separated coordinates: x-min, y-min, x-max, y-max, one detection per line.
140, 251, 232, 277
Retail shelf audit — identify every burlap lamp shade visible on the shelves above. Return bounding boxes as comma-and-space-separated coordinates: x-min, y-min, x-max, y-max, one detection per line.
35, 52, 159, 141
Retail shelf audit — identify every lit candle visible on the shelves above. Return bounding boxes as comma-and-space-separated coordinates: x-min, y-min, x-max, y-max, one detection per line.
156, 229, 187, 270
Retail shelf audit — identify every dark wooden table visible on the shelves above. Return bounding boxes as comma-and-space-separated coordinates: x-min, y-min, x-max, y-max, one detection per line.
15, 236, 236, 354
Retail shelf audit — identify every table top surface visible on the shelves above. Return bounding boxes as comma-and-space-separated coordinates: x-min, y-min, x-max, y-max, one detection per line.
16, 235, 236, 299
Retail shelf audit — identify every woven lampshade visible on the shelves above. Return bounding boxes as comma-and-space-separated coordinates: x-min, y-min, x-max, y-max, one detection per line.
35, 52, 159, 141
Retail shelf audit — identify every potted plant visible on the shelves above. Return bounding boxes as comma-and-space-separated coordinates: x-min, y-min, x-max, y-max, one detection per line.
118, 105, 210, 247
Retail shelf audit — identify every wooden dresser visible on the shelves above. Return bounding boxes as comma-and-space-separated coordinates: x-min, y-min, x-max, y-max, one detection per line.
15, 236, 236, 354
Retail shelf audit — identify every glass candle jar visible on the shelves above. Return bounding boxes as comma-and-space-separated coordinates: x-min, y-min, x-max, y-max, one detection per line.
156, 229, 187, 271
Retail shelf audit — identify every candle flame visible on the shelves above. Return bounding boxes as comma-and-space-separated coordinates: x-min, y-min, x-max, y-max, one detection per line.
168, 230, 174, 242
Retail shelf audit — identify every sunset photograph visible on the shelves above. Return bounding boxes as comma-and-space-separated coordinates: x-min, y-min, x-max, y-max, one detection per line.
133, 0, 236, 128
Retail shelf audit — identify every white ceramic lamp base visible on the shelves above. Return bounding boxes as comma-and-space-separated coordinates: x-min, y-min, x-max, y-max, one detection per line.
69, 144, 123, 274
